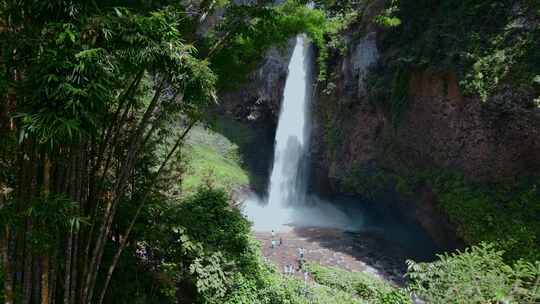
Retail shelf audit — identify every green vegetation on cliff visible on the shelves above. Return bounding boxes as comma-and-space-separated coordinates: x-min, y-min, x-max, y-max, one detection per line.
430, 174, 540, 262
382, 0, 540, 103
316, 0, 540, 265
341, 167, 540, 263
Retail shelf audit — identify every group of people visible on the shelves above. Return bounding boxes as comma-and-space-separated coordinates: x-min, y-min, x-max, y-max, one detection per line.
297, 246, 306, 268
283, 265, 309, 283
283, 264, 295, 275
269, 230, 308, 277
270, 230, 283, 248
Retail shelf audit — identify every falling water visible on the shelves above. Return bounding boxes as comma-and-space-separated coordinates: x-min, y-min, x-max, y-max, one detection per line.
242, 35, 441, 261
267, 35, 312, 208
244, 35, 356, 232
242, 36, 441, 260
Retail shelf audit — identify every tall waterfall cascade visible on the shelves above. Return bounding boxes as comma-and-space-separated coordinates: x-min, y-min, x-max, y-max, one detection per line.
242, 36, 440, 260
267, 35, 312, 208
244, 35, 356, 232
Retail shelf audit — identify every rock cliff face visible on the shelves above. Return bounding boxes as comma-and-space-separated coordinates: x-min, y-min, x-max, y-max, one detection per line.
215, 1, 540, 248
309, 2, 540, 248
312, 66, 540, 186
218, 44, 293, 125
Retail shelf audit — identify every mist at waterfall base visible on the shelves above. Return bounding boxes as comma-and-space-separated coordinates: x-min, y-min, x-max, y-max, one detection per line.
242, 35, 439, 258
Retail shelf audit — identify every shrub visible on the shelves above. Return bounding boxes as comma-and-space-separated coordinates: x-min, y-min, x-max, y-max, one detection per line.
406, 243, 540, 304
432, 174, 540, 262
305, 263, 411, 304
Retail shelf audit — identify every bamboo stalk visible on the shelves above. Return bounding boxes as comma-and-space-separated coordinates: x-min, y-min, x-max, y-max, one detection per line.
63, 226, 73, 304
84, 80, 166, 304
97, 120, 196, 304
69, 227, 79, 304
41, 154, 51, 304
22, 146, 38, 304
1, 211, 14, 304
49, 252, 56, 304
32, 257, 41, 304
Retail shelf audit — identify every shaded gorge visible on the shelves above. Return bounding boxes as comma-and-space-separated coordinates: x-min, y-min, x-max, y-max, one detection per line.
241, 35, 443, 273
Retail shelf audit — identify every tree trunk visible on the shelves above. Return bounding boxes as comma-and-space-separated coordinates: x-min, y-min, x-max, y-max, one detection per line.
63, 227, 73, 304
1, 224, 14, 304
83, 81, 165, 304
22, 223, 33, 304
32, 258, 41, 304
69, 228, 78, 304
41, 155, 51, 304
13, 154, 26, 294
23, 145, 39, 304
40, 256, 49, 304
49, 252, 57, 304
97, 121, 195, 304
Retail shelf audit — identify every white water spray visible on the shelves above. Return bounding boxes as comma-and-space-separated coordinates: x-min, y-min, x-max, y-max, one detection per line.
241, 34, 440, 261
244, 36, 361, 232
267, 35, 312, 207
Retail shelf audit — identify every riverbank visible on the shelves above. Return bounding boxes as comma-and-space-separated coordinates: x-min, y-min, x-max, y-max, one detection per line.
254, 227, 418, 285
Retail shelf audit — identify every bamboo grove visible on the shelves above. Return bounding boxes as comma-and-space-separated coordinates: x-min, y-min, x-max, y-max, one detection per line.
0, 1, 327, 303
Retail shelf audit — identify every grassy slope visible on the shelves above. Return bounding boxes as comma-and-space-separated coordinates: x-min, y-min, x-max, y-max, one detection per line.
181, 124, 250, 195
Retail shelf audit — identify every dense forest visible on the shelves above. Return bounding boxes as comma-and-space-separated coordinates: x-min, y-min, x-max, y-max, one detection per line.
0, 1, 539, 304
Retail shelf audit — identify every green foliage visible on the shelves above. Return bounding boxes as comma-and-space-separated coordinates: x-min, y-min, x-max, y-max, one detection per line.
407, 243, 540, 304
175, 187, 252, 262
102, 246, 175, 304
406, 170, 539, 264
224, 265, 365, 304
0, 196, 16, 227
385, 169, 540, 263
359, 64, 412, 129
129, 186, 379, 304
305, 263, 411, 304
0, 194, 83, 253
207, 1, 324, 88
388, 68, 410, 127
182, 125, 250, 195
365, 65, 411, 129
338, 166, 540, 263
208, 0, 357, 85
323, 120, 342, 156
278, 0, 337, 81
342, 166, 394, 200
430, 174, 540, 262
10, 3, 217, 148
189, 251, 233, 302
382, 0, 540, 102
128, 187, 257, 303
26, 195, 83, 251
374, 0, 401, 28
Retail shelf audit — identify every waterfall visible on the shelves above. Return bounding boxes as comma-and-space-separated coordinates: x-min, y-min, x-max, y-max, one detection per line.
242, 35, 440, 261
267, 35, 312, 207
243, 35, 359, 232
